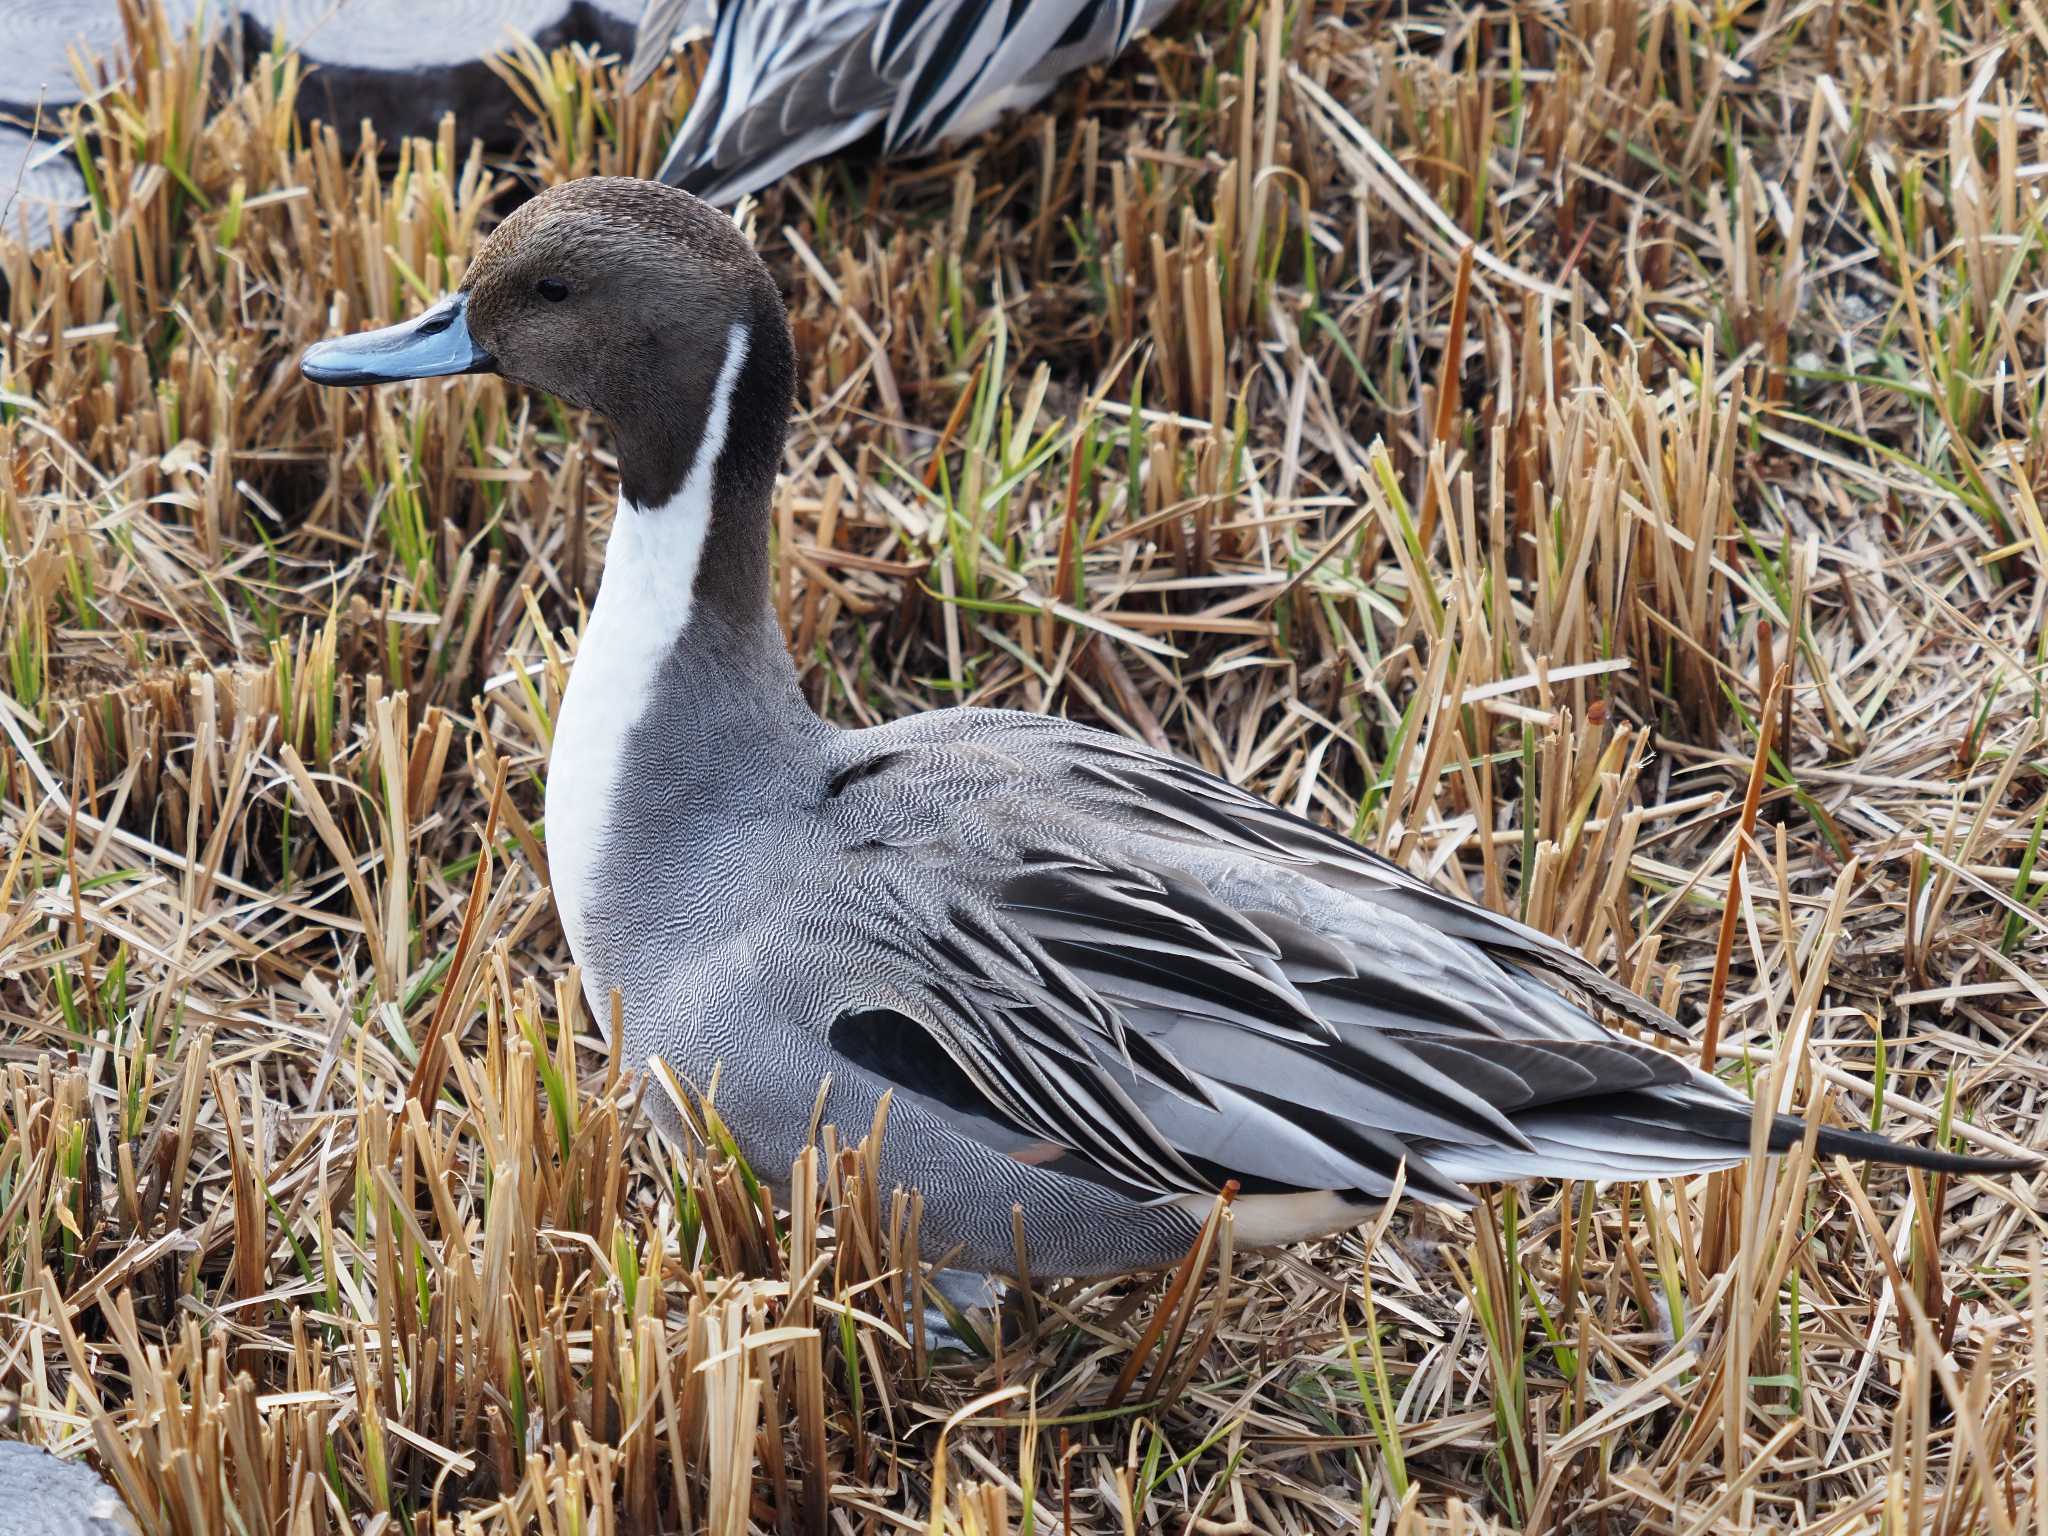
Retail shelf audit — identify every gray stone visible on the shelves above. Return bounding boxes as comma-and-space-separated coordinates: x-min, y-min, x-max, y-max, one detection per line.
0, 1440, 137, 1536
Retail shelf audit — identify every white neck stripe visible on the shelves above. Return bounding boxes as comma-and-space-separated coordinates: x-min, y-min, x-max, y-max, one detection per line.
544, 320, 751, 1006
681, 315, 751, 518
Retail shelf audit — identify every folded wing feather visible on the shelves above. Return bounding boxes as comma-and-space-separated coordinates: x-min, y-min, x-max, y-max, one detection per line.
651, 0, 1150, 202
819, 715, 1754, 1209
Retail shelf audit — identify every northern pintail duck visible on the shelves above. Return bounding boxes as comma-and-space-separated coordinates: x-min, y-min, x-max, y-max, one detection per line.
630, 0, 1181, 204
301, 178, 2031, 1281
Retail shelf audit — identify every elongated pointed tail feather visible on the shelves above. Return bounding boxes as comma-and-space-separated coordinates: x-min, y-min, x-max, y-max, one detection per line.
1631, 1090, 2037, 1177
1684, 1092, 2034, 1175
1804, 1123, 2035, 1176
1430, 1086, 2037, 1187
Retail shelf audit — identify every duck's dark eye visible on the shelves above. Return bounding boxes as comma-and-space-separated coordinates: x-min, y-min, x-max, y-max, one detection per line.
536, 277, 570, 302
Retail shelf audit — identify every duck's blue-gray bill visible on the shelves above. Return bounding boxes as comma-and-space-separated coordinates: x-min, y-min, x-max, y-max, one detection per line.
300, 293, 495, 385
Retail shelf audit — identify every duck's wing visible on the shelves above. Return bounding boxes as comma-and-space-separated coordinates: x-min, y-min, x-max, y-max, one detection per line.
1043, 725, 1686, 1037
820, 722, 1699, 1206
822, 717, 2024, 1205
650, 1, 1107, 202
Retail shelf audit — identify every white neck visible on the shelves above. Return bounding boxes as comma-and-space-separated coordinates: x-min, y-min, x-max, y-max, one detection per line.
545, 321, 751, 1009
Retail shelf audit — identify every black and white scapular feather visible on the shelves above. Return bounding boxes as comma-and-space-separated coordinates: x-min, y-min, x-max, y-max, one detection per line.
300, 177, 2037, 1283
628, 0, 1181, 204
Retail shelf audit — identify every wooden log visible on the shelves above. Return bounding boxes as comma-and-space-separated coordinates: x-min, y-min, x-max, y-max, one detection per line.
575, 0, 647, 59
0, 125, 89, 251
241, 0, 583, 149
0, 0, 204, 115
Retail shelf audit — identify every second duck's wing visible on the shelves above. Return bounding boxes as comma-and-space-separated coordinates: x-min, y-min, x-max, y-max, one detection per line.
650, 0, 1106, 202
654, 0, 906, 201
626, 0, 713, 92
882, 0, 1099, 153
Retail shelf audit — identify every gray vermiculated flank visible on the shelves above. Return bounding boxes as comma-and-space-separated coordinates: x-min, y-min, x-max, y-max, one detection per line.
642, 0, 1183, 204
298, 177, 2033, 1284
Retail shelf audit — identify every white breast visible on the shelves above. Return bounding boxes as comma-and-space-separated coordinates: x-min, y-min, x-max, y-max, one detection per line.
545, 321, 751, 1018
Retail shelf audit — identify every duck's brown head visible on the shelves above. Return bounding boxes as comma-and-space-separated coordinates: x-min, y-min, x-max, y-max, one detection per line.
302, 177, 793, 513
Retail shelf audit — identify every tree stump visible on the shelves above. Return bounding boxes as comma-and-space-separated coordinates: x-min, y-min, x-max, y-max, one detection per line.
0, 125, 89, 251
0, 0, 205, 115
240, 0, 584, 149
575, 0, 647, 60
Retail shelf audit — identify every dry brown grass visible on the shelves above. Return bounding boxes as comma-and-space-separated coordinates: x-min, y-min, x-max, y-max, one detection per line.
2, 1, 2045, 1530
